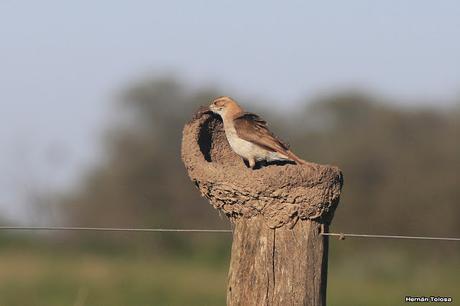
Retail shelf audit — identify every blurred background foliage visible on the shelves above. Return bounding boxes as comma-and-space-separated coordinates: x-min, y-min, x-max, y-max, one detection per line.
1, 77, 459, 305
58, 77, 460, 236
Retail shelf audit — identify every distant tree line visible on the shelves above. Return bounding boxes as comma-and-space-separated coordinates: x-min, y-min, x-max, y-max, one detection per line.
58, 77, 460, 243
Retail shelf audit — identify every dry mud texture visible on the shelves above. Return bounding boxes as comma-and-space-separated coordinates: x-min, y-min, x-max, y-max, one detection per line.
181, 107, 343, 228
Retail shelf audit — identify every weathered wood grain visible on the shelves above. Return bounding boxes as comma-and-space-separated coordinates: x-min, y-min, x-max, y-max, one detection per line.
227, 217, 328, 306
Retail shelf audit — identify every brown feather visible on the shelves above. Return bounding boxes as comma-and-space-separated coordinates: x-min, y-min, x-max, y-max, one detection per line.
233, 112, 305, 164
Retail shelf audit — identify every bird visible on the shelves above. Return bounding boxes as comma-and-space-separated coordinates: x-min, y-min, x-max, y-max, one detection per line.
208, 96, 306, 169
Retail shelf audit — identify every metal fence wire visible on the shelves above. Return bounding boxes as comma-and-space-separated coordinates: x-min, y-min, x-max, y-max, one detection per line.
0, 226, 459, 242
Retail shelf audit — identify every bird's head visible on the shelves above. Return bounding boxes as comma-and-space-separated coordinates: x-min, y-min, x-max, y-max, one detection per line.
209, 96, 243, 117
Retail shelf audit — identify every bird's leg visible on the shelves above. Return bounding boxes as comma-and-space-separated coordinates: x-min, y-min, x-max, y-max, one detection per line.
248, 158, 256, 169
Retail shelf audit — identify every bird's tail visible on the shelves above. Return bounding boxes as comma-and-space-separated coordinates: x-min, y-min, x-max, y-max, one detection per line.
284, 150, 307, 165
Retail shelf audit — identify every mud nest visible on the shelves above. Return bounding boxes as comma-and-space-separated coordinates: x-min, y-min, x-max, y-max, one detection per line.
181, 106, 343, 228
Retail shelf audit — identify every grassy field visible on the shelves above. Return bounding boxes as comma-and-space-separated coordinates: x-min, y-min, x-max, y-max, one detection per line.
0, 235, 458, 306
327, 239, 459, 306
0, 250, 227, 306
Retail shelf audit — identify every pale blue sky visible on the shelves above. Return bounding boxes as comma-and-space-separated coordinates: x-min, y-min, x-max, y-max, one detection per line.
1, 1, 459, 220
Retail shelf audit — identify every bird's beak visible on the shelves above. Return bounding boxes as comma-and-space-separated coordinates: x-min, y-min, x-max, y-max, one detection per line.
198, 105, 213, 115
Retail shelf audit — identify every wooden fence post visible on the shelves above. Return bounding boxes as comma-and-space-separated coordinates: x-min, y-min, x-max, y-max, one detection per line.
182, 107, 343, 306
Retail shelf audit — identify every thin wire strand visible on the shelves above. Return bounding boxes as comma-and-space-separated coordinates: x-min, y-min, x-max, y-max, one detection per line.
0, 226, 232, 233
321, 232, 460, 242
0, 226, 459, 241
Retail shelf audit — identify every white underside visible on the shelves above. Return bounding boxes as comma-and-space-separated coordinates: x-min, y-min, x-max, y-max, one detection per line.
224, 125, 289, 162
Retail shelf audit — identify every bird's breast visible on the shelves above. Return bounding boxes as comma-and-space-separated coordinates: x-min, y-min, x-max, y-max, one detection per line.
224, 125, 268, 160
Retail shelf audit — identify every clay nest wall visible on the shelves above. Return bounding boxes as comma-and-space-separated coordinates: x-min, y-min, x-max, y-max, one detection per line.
181, 107, 343, 228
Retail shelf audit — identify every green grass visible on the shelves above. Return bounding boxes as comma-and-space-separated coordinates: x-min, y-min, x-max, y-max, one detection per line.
0, 249, 227, 306
327, 240, 459, 306
0, 236, 458, 306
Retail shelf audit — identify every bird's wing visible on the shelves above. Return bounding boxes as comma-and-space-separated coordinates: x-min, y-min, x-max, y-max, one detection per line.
233, 112, 290, 153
